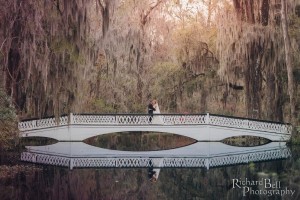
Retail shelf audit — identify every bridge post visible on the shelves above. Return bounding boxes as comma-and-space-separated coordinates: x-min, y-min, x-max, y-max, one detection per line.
32, 120, 37, 129
69, 113, 74, 125
205, 113, 210, 124
244, 119, 249, 129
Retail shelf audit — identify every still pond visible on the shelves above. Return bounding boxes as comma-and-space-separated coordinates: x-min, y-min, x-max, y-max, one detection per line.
0, 132, 299, 200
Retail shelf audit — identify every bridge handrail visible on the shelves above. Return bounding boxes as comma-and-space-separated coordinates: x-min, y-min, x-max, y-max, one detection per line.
18, 113, 292, 134
209, 115, 292, 134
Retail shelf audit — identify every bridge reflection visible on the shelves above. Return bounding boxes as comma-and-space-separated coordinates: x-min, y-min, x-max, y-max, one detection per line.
21, 142, 291, 171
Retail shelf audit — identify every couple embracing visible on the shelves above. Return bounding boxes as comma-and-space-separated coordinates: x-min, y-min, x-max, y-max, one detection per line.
148, 99, 163, 124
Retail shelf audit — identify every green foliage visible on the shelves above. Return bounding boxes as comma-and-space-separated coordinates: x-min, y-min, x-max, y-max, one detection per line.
289, 14, 300, 43
90, 99, 118, 113
50, 38, 85, 64
0, 90, 17, 149
248, 162, 256, 172
290, 126, 300, 144
149, 62, 183, 111
0, 92, 15, 121
125, 97, 148, 113
289, 13, 300, 83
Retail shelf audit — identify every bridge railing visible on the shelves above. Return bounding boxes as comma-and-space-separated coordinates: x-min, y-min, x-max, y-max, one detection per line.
18, 115, 69, 131
70, 114, 207, 125
18, 113, 292, 134
209, 115, 292, 134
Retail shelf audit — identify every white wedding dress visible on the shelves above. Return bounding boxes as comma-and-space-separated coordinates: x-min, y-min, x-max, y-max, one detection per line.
152, 103, 164, 124
149, 158, 164, 182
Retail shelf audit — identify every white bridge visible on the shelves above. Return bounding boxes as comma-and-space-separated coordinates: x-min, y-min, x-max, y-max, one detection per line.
18, 113, 292, 141
21, 142, 291, 170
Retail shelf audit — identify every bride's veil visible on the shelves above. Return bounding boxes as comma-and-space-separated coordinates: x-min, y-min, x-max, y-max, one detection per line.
155, 104, 161, 113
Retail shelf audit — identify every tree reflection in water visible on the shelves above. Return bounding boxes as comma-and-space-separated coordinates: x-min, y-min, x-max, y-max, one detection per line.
0, 132, 299, 200
84, 131, 197, 151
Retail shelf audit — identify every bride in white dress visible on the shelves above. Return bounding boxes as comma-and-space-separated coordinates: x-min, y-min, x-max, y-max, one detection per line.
149, 158, 164, 182
152, 100, 164, 124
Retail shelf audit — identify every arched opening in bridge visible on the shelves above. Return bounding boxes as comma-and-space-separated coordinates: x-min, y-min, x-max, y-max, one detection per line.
20, 137, 58, 147
222, 136, 270, 147
84, 131, 196, 151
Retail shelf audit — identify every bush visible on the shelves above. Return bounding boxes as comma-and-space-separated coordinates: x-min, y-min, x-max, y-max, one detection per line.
0, 90, 18, 149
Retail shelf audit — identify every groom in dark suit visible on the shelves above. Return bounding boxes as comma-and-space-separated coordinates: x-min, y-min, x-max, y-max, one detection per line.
148, 100, 156, 123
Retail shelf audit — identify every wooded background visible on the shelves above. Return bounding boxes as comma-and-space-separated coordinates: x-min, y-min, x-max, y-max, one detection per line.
1, 0, 299, 124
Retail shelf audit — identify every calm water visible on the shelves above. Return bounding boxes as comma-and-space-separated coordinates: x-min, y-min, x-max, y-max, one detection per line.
0, 132, 300, 200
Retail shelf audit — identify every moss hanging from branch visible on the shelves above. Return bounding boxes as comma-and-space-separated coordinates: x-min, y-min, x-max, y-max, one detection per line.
0, 0, 116, 118
216, 0, 291, 121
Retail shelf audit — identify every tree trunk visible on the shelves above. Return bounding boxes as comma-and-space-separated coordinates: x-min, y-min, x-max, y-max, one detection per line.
207, 0, 212, 27
261, 0, 270, 26
245, 44, 262, 119
281, 0, 296, 124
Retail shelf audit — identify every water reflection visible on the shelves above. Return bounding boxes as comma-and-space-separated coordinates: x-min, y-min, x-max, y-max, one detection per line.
2, 133, 299, 200
148, 159, 163, 182
20, 137, 58, 146
222, 136, 270, 147
21, 141, 291, 179
84, 132, 196, 151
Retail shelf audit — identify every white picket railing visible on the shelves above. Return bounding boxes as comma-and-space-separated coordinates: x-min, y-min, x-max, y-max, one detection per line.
18, 113, 292, 135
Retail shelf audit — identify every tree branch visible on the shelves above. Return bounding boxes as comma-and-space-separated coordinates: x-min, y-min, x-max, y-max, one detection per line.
141, 0, 165, 25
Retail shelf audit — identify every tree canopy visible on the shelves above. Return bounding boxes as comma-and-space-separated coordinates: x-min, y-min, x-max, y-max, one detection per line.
0, 0, 299, 124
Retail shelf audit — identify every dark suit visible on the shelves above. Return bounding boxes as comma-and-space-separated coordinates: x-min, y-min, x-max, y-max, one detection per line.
148, 160, 155, 179
148, 103, 156, 122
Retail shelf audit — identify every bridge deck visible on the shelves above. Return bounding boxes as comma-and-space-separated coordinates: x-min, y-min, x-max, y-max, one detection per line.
18, 113, 292, 142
